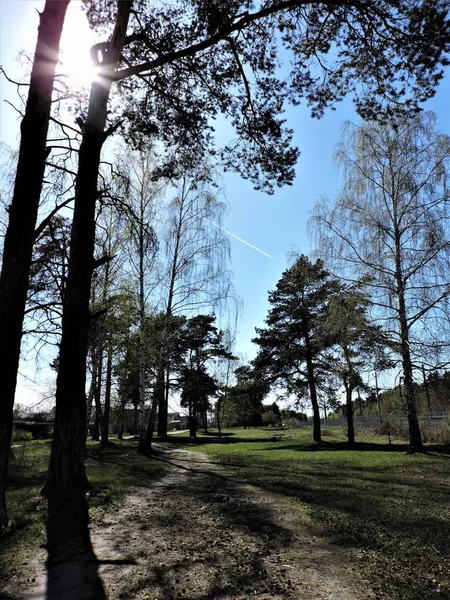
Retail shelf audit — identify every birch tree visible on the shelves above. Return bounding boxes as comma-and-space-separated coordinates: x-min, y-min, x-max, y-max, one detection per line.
312, 113, 450, 452
117, 150, 162, 438
140, 168, 233, 449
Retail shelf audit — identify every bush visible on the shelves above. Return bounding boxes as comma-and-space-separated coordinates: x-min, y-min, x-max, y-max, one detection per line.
11, 429, 33, 443
10, 444, 32, 468
421, 423, 450, 445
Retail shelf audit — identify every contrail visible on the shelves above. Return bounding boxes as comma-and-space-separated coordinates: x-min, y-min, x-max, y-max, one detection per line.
206, 219, 273, 259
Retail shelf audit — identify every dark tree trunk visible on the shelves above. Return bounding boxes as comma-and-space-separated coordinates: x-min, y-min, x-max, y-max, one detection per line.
91, 414, 100, 442
91, 345, 103, 441
422, 365, 432, 413
394, 222, 424, 453
101, 347, 113, 446
117, 396, 125, 440
217, 397, 222, 436
86, 357, 97, 438
302, 319, 322, 443
156, 364, 167, 439
345, 383, 355, 447
139, 393, 158, 454
0, 0, 70, 530
343, 347, 355, 447
45, 0, 132, 494
400, 333, 423, 453
189, 415, 197, 438
133, 403, 138, 435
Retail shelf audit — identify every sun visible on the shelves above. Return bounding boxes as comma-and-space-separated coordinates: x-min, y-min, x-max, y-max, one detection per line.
58, 3, 98, 89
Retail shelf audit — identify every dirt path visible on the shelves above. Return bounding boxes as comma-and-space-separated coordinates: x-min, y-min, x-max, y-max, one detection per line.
90, 445, 369, 600
6, 444, 371, 599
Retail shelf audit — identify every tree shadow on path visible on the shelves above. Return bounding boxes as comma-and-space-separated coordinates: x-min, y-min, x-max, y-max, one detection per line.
45, 489, 135, 600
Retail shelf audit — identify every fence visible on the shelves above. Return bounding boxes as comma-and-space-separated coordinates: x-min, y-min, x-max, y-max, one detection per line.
297, 412, 448, 429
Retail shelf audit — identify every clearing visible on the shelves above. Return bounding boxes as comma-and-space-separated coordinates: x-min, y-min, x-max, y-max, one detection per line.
1, 427, 449, 600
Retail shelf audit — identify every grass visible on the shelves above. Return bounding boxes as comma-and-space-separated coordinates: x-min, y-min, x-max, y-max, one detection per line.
0, 438, 170, 587
171, 426, 450, 600
3, 428, 450, 599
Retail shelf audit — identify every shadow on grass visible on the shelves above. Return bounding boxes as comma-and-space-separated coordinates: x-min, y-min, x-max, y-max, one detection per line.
168, 434, 450, 457
197, 431, 235, 437
166, 435, 272, 446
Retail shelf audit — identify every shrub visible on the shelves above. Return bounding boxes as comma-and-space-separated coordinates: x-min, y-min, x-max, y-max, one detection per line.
11, 429, 33, 443
10, 444, 32, 468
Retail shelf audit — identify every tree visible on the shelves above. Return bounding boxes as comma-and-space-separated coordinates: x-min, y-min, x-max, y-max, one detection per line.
49, 0, 450, 492
312, 113, 450, 452
177, 315, 233, 437
213, 329, 237, 435
0, 0, 70, 529
228, 365, 268, 428
253, 255, 337, 443
262, 402, 281, 425
147, 167, 233, 444
117, 150, 162, 439
324, 285, 390, 446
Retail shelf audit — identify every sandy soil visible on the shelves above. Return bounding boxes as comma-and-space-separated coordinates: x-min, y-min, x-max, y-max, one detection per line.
8, 445, 371, 600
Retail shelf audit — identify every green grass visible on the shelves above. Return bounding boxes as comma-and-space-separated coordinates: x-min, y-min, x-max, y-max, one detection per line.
1, 438, 170, 585
172, 426, 450, 600
3, 429, 449, 599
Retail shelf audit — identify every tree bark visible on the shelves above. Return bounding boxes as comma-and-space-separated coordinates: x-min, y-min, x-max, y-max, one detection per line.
101, 346, 113, 446
393, 215, 424, 453
138, 206, 147, 438
92, 345, 104, 441
302, 319, 322, 443
345, 383, 355, 446
45, 0, 132, 494
86, 357, 97, 438
343, 347, 355, 447
0, 0, 70, 529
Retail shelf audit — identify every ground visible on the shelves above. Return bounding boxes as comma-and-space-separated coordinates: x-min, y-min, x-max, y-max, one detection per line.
13, 443, 368, 600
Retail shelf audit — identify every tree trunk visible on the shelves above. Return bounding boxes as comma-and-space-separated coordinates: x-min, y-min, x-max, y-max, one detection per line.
217, 397, 222, 436
375, 370, 382, 424
400, 332, 423, 452
86, 357, 97, 438
422, 365, 432, 413
101, 346, 113, 446
138, 236, 147, 438
92, 345, 104, 441
139, 392, 158, 454
117, 395, 125, 440
189, 413, 197, 438
345, 383, 355, 446
154, 192, 184, 440
302, 319, 322, 443
343, 347, 355, 447
156, 362, 167, 438
0, 0, 69, 530
45, 0, 132, 494
394, 221, 424, 453
92, 413, 100, 442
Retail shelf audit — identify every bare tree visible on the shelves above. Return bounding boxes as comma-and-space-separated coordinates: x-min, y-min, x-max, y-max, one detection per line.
140, 167, 235, 450
116, 150, 163, 439
311, 113, 450, 452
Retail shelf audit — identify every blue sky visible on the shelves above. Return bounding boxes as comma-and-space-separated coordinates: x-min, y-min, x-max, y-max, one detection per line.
1, 0, 449, 406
